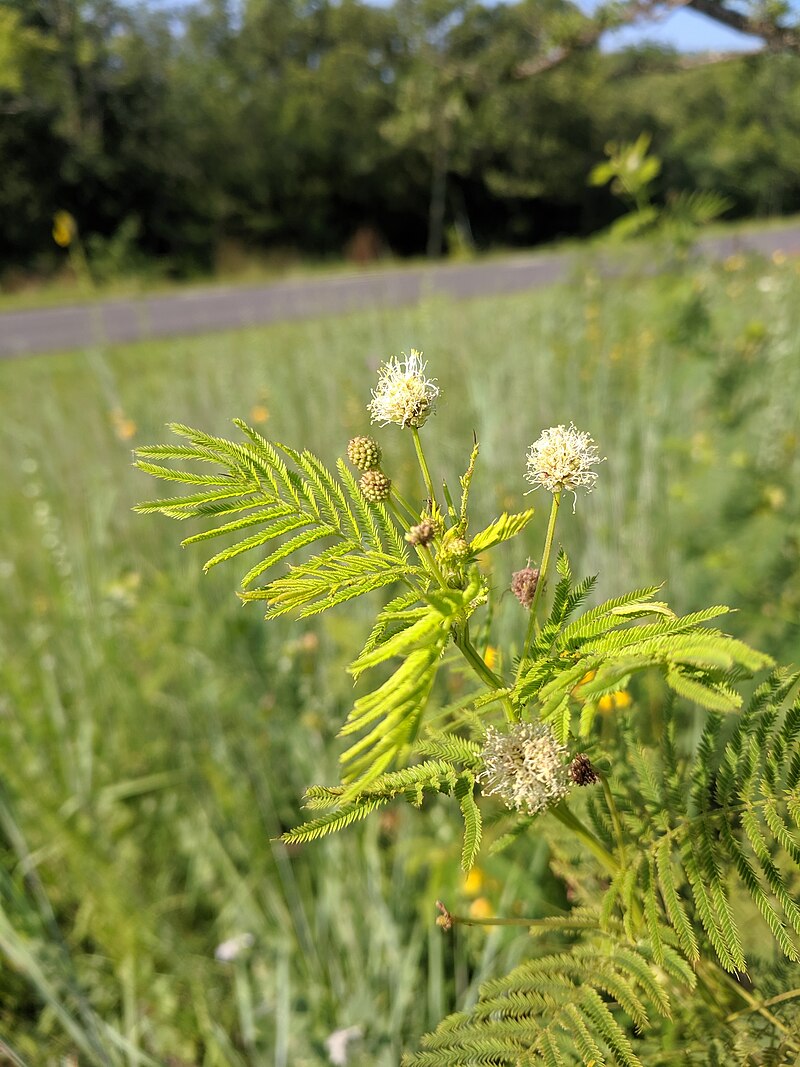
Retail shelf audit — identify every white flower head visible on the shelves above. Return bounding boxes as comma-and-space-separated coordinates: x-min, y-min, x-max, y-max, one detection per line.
368, 349, 439, 429
324, 1026, 363, 1066
479, 722, 570, 815
214, 932, 254, 962
525, 423, 603, 507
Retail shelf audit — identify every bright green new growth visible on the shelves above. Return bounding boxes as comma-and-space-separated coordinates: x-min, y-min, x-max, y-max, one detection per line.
136, 355, 800, 1063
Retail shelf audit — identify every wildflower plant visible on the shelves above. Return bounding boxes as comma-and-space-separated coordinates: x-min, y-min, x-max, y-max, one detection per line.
136, 350, 800, 1064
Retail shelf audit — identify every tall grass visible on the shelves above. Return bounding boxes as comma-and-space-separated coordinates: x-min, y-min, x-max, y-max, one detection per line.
0, 249, 798, 1061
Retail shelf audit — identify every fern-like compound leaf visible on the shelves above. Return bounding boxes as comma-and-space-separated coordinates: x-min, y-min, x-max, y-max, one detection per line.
134, 421, 418, 618
403, 933, 690, 1066
601, 676, 800, 971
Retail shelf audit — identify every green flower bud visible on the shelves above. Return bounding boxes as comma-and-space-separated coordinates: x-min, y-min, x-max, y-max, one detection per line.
441, 533, 471, 562
360, 469, 391, 503
347, 435, 382, 471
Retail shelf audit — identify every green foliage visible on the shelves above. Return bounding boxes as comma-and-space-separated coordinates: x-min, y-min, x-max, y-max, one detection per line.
5, 0, 800, 279
135, 420, 416, 616
590, 132, 731, 245
597, 672, 800, 971
514, 550, 773, 739
403, 924, 694, 1067
130, 305, 800, 1067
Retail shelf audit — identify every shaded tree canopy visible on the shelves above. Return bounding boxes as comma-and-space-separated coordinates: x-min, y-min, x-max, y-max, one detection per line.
2, 0, 800, 276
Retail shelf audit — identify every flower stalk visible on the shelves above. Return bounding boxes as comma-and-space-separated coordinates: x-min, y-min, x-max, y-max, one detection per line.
518, 490, 561, 672
411, 426, 436, 510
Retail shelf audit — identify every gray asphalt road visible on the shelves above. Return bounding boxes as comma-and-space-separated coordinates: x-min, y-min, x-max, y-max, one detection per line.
2, 226, 800, 359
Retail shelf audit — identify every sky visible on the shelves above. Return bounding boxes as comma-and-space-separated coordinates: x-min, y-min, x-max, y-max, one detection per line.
140, 0, 764, 53
593, 7, 761, 52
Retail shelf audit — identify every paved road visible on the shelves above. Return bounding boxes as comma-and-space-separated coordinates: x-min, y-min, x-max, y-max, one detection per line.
2, 226, 800, 358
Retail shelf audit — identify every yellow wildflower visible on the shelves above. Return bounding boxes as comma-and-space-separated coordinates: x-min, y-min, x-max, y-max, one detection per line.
469, 897, 494, 920
598, 690, 632, 713
52, 211, 77, 248
462, 868, 484, 897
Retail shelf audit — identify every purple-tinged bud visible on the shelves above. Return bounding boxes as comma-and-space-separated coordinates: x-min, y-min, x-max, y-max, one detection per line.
511, 566, 540, 609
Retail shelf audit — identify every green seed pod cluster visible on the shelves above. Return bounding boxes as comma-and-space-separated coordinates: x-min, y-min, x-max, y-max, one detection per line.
360, 469, 391, 503
347, 435, 382, 471
440, 533, 471, 563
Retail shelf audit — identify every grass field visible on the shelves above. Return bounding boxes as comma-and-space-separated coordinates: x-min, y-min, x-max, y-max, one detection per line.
1, 247, 799, 1063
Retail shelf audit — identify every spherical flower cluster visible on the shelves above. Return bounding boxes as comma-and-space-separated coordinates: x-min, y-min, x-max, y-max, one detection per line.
347, 435, 382, 471
524, 423, 603, 505
359, 469, 392, 503
479, 722, 570, 815
367, 349, 439, 429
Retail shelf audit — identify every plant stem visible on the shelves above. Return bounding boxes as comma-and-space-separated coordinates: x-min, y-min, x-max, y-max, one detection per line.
726, 987, 800, 1022
599, 772, 626, 866
392, 488, 420, 524
445, 913, 564, 929
387, 497, 412, 535
697, 961, 800, 1049
549, 802, 620, 877
411, 427, 436, 507
454, 624, 516, 722
518, 491, 561, 675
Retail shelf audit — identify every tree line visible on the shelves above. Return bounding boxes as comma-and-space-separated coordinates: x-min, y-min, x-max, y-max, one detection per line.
3, 0, 800, 278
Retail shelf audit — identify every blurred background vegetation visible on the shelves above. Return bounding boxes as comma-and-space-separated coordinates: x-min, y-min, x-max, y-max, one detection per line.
4, 0, 800, 290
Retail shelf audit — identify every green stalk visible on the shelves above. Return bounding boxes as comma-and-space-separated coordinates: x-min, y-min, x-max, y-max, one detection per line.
444, 913, 565, 929
518, 491, 561, 675
453, 625, 515, 722
696, 961, 800, 1050
549, 801, 620, 877
599, 772, 626, 866
392, 487, 420, 524
411, 427, 436, 507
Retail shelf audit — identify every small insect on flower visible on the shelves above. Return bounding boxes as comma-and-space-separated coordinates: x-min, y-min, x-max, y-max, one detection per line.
479, 722, 570, 815
367, 349, 439, 429
525, 423, 603, 509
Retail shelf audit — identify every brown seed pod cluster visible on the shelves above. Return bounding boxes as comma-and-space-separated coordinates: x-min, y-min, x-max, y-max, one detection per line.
569, 753, 599, 786
406, 521, 436, 547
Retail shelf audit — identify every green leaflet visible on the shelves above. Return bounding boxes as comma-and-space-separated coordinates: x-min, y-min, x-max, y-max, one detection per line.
338, 642, 448, 798
470, 508, 535, 553
283, 761, 482, 864
512, 552, 773, 734
134, 421, 416, 616
339, 574, 487, 793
